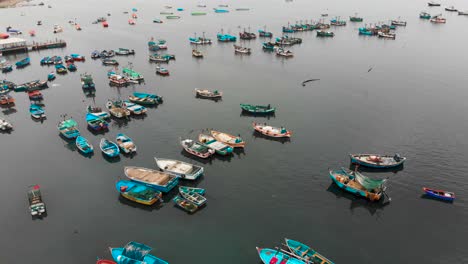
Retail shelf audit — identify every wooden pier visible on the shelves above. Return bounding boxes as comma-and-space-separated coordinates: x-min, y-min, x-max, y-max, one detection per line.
0, 38, 66, 55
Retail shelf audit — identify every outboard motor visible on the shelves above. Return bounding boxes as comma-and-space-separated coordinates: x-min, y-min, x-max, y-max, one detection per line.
394, 153, 401, 162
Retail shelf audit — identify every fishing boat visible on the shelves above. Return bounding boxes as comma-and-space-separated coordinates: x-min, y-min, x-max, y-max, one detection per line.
67, 62, 77, 72
253, 122, 291, 138
28, 91, 43, 101
129, 92, 162, 105
102, 21, 108, 27
116, 180, 162, 205
15, 57, 30, 68
48, 72, 56, 81
459, 11, 468, 15
91, 50, 100, 59
422, 187, 455, 202
108, 74, 128, 86
52, 56, 63, 64
377, 31, 396, 39
29, 104, 45, 119
349, 153, 406, 168
192, 49, 204, 58
256, 248, 306, 264
391, 20, 407, 26
102, 59, 119, 66
445, 6, 457, 12
236, 8, 250, 11
258, 29, 273, 38
0, 118, 12, 131
0, 63, 12, 73
166, 15, 181, 19
149, 54, 170, 63
40, 56, 51, 65
55, 64, 67, 74
123, 101, 147, 115
285, 238, 334, 264
155, 157, 204, 180
153, 18, 163, 23
122, 67, 144, 82
329, 168, 388, 201
282, 25, 294, 33
217, 33, 237, 42
181, 138, 215, 158
75, 136, 93, 154
25, 80, 48, 92
28, 185, 46, 216
240, 103, 276, 114
316, 30, 334, 37
124, 166, 178, 193
106, 100, 130, 118
29, 30, 35, 36
350, 15, 363, 22
64, 55, 74, 63
262, 42, 277, 51
128, 19, 136, 25
195, 89, 222, 99
57, 118, 80, 139
155, 65, 170, 76
81, 73, 95, 89
198, 134, 233, 155
239, 30, 256, 40
179, 186, 207, 206
276, 48, 294, 57
86, 113, 108, 131
173, 195, 198, 213
132, 13, 138, 18
180, 186, 206, 195
6, 27, 22, 35
110, 241, 169, 264
53, 24, 63, 33
191, 12, 206, 16
234, 45, 251, 54
115, 48, 135, 56
214, 8, 229, 13
210, 130, 245, 148
100, 138, 120, 157
330, 18, 347, 26
75, 24, 81, 31
420, 12, 432, 19
189, 36, 212, 44
430, 15, 446, 23
116, 133, 136, 154
428, 1, 441, 6
87, 105, 110, 119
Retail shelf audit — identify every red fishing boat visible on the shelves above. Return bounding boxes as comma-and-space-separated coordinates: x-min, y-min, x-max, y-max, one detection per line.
96, 259, 116, 264
0, 95, 15, 105
102, 21, 109, 27
0, 33, 9, 39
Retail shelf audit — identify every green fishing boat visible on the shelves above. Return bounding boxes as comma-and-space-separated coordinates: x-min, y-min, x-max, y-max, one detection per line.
350, 16, 363, 22
240, 104, 276, 114
160, 12, 173, 15
166, 15, 181, 19
316, 30, 335, 37
191, 12, 207, 16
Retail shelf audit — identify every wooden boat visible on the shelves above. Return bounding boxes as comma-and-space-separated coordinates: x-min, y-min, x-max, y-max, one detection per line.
329, 168, 387, 201
256, 247, 306, 264
28, 185, 46, 216
71, 54, 85, 61
236, 8, 250, 11
198, 134, 233, 155
110, 241, 169, 264
430, 15, 446, 23
115, 48, 135, 56
420, 12, 432, 19
129, 92, 162, 105
189, 36, 212, 44
253, 122, 291, 138
349, 16, 363, 22
240, 103, 276, 114
179, 186, 205, 195
102, 21, 109, 27
124, 166, 178, 193
102, 59, 119, 66
48, 72, 56, 81
217, 34, 237, 42
191, 12, 207, 16
285, 238, 334, 264
458, 11, 468, 15
192, 49, 203, 58
106, 100, 131, 118
108, 75, 128, 86
91, 50, 100, 59
276, 48, 294, 57
55, 64, 67, 74
234, 45, 251, 54
330, 18, 347, 26
316, 30, 334, 37
87, 105, 110, 119
391, 20, 407, 26
116, 180, 162, 205
53, 24, 63, 33
423, 187, 455, 202
28, 91, 43, 101
262, 42, 277, 51
258, 29, 273, 38
100, 138, 120, 157
123, 101, 147, 115
214, 8, 229, 13
155, 65, 170, 76
428, 1, 441, 6
116, 133, 136, 153
149, 54, 170, 63
445, 6, 457, 12
166, 15, 181, 19
128, 19, 136, 25
179, 186, 207, 206
195, 89, 222, 99
75, 136, 93, 154
29, 104, 45, 119
0, 63, 12, 73
239, 30, 256, 40
64, 55, 74, 63
181, 138, 215, 158
160, 12, 173, 15
155, 157, 204, 180
153, 18, 163, 23
81, 73, 95, 89
349, 153, 406, 168
0, 118, 13, 131
173, 195, 198, 213
210, 130, 245, 148
15, 57, 30, 68
378, 31, 396, 39
67, 62, 77, 72
57, 118, 80, 139
86, 113, 108, 131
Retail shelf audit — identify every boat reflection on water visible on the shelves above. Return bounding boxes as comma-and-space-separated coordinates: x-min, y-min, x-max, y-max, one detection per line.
240, 111, 276, 119
252, 130, 291, 144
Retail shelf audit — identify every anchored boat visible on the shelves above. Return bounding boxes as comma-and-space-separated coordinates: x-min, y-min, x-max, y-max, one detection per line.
256, 247, 306, 264
116, 180, 162, 205
86, 113, 108, 131
285, 238, 334, 264
106, 100, 131, 118
100, 138, 120, 157
173, 195, 198, 213
195, 89, 222, 99
0, 118, 13, 131
57, 118, 80, 139
129, 92, 162, 105
349, 153, 406, 168
329, 168, 388, 201
110, 241, 168, 264
123, 101, 147, 115
179, 186, 207, 206
240, 103, 276, 114
116, 133, 137, 154
28, 185, 46, 216
75, 136, 94, 154
198, 134, 233, 155
87, 106, 110, 119
316, 30, 334, 37
422, 187, 455, 202
211, 130, 245, 148
180, 138, 215, 158
29, 104, 45, 119
253, 122, 291, 138
124, 166, 178, 192
155, 158, 204, 180
234, 45, 251, 54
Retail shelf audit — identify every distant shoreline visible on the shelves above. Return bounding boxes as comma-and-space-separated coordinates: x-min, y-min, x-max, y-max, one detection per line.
0, 0, 26, 8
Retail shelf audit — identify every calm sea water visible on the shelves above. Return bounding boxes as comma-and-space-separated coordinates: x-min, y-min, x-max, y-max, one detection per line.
1, 0, 468, 263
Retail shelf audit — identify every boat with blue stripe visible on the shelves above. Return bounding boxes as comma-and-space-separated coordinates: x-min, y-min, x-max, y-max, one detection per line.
110, 241, 168, 264
349, 153, 406, 168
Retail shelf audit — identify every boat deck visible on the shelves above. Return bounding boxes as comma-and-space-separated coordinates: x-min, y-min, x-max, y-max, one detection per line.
126, 167, 173, 186
334, 172, 367, 191
207, 141, 227, 150
162, 161, 193, 174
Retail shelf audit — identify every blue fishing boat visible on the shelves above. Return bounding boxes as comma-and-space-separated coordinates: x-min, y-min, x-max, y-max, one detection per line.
256, 247, 306, 264
75, 136, 93, 154
86, 113, 108, 131
52, 56, 63, 64
359, 27, 374, 35
258, 29, 273, 37
91, 50, 100, 59
40, 56, 51, 65
349, 153, 406, 168
129, 92, 163, 105
70, 53, 85, 61
116, 133, 137, 154
67, 63, 77, 72
57, 118, 80, 139
15, 57, 30, 68
124, 166, 179, 193
329, 168, 388, 201
285, 238, 334, 264
110, 241, 168, 264
262, 42, 277, 51
217, 34, 236, 42
0, 64, 12, 73
100, 138, 120, 157
81, 73, 95, 89
55, 64, 67, 74
116, 180, 162, 205
423, 187, 455, 202
282, 26, 295, 33
123, 101, 147, 115
214, 8, 229, 13
29, 104, 45, 119
47, 72, 56, 81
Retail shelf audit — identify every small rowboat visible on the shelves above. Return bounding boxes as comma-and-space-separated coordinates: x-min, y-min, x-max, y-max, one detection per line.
284, 238, 334, 264
15, 57, 30, 68
445, 6, 457, 12
28, 185, 46, 216
87, 106, 110, 119
253, 122, 291, 138
192, 49, 203, 58
195, 89, 222, 99
430, 16, 446, 23
58, 118, 80, 139
106, 100, 130, 118
153, 18, 163, 23
179, 186, 205, 195
378, 32, 396, 39
391, 20, 407, 26
459, 11, 468, 15
349, 153, 406, 168
198, 134, 233, 155
428, 1, 441, 6
116, 133, 136, 154
179, 186, 207, 206
29, 104, 45, 119
256, 247, 306, 264
100, 138, 120, 158
156, 65, 170, 75
0, 94, 14, 105
166, 15, 181, 19
86, 113, 108, 131
123, 101, 147, 115
234, 45, 251, 54
28, 91, 43, 101
154, 158, 204, 180
110, 242, 168, 264
116, 180, 162, 205
124, 166, 179, 193
75, 136, 93, 154
316, 30, 334, 37
0, 118, 13, 131
129, 92, 162, 105
276, 48, 294, 57
210, 130, 245, 148
173, 195, 198, 213
180, 138, 215, 158
423, 187, 455, 202
240, 103, 276, 114
329, 168, 387, 202
191, 12, 206, 16
420, 12, 432, 19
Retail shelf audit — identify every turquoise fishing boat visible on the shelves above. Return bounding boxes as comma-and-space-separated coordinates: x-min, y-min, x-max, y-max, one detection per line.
173, 195, 198, 213
179, 186, 207, 206
240, 103, 276, 114
256, 247, 306, 264
359, 27, 373, 35
116, 180, 162, 205
75, 136, 93, 154
198, 134, 233, 155
262, 42, 276, 51
116, 133, 137, 154
217, 34, 236, 42
29, 104, 45, 119
179, 186, 205, 195
67, 63, 77, 72
285, 238, 334, 264
110, 241, 168, 264
420, 12, 431, 19
47, 72, 56, 81
81, 73, 95, 89
129, 92, 163, 105
55, 64, 67, 74
57, 118, 80, 139
124, 166, 179, 193
86, 113, 108, 131
100, 138, 120, 157
15, 57, 30, 68
214, 8, 229, 13
329, 168, 388, 202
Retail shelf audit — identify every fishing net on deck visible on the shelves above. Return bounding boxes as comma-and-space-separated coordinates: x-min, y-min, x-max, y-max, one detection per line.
122, 241, 152, 261
128, 189, 156, 200
354, 171, 386, 191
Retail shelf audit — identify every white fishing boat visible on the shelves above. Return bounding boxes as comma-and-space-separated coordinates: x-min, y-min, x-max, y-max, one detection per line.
124, 166, 178, 193
0, 118, 12, 131
154, 158, 204, 180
